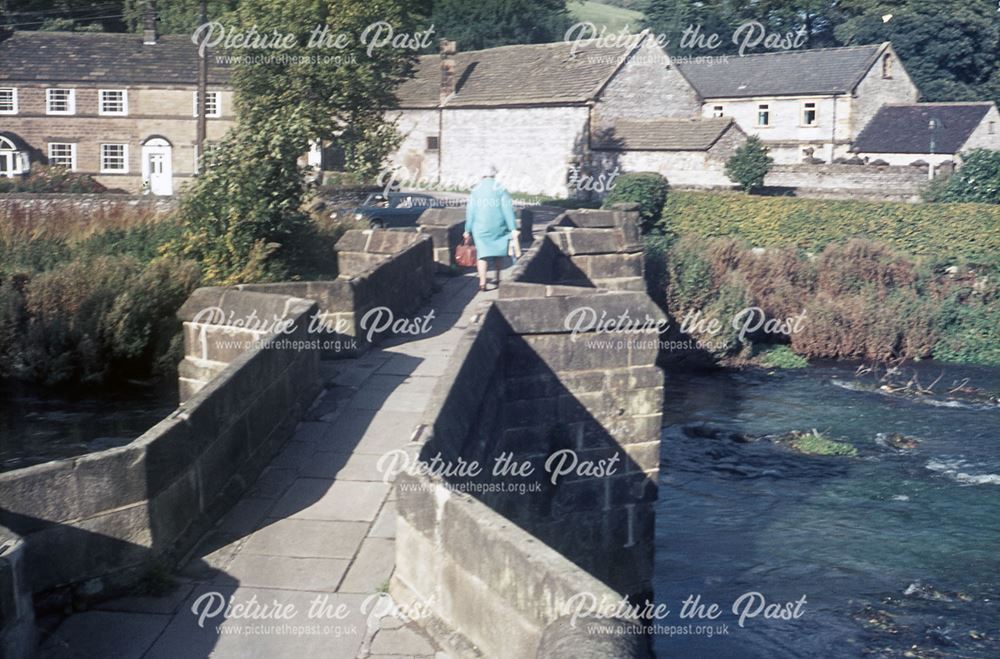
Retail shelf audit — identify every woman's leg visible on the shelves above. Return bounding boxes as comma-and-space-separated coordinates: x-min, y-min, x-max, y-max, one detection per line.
493, 257, 502, 285
476, 258, 488, 289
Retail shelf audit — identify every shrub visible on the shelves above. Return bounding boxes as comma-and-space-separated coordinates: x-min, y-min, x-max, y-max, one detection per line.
725, 135, 773, 192
752, 344, 808, 369
2, 165, 107, 194
924, 149, 1000, 204
660, 190, 1000, 264
602, 171, 669, 233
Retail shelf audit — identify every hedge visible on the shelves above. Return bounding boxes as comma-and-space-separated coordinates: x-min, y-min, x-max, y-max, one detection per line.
661, 191, 1000, 264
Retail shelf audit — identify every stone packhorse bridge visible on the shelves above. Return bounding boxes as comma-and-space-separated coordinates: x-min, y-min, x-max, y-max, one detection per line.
0, 205, 664, 658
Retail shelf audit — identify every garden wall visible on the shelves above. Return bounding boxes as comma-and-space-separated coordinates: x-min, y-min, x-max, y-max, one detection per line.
0, 193, 175, 227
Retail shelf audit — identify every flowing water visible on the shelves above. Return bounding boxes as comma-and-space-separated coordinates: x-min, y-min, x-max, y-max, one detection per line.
0, 379, 177, 472
654, 360, 1000, 658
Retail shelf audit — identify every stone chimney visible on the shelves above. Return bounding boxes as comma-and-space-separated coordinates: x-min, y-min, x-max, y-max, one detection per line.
439, 39, 457, 105
143, 1, 158, 45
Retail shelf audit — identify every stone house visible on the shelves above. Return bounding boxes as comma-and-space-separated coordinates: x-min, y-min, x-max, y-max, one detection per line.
676, 42, 919, 165
0, 27, 233, 194
852, 102, 1000, 168
389, 33, 745, 197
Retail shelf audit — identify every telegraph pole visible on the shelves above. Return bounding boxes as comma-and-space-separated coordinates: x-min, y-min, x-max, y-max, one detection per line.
196, 0, 208, 173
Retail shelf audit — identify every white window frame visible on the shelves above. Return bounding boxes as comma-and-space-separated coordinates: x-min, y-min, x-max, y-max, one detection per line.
193, 91, 222, 118
100, 143, 129, 173
0, 88, 17, 115
98, 89, 128, 116
712, 105, 724, 118
756, 103, 770, 127
801, 101, 818, 127
46, 88, 76, 115
48, 143, 77, 171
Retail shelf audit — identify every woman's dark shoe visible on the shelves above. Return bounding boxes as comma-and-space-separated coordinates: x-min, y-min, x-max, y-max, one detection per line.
478, 283, 487, 292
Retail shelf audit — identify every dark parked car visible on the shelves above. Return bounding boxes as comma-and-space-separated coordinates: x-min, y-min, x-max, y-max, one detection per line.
337, 192, 448, 229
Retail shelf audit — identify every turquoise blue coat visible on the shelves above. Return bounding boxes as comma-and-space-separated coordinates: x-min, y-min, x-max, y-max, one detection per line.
465, 178, 516, 258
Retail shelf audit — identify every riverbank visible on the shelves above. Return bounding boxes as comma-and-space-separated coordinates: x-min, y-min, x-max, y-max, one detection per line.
644, 233, 1000, 367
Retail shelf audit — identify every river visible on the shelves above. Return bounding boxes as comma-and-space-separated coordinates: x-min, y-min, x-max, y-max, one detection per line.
0, 379, 177, 472
653, 360, 1000, 658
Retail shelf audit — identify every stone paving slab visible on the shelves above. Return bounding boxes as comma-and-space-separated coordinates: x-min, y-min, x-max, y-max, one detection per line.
242, 519, 369, 559
40, 272, 493, 658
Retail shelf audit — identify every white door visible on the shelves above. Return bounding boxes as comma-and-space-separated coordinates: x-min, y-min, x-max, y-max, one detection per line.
141, 139, 173, 195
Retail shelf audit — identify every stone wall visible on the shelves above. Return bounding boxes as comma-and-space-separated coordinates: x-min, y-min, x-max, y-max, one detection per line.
0, 193, 175, 228
0, 292, 320, 611
0, 526, 35, 659
393, 207, 663, 658
763, 162, 928, 201
192, 229, 436, 375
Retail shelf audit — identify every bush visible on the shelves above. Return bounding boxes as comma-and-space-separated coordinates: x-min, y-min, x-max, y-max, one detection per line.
1, 165, 107, 194
3, 255, 200, 385
602, 171, 669, 233
923, 149, 1000, 204
661, 190, 1000, 264
650, 234, 997, 365
725, 135, 774, 192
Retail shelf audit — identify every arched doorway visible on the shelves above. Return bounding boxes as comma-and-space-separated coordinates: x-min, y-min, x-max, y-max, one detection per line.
0, 132, 29, 178
141, 136, 173, 195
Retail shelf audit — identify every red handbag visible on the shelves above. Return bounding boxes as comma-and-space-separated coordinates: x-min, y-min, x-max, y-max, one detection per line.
455, 236, 478, 267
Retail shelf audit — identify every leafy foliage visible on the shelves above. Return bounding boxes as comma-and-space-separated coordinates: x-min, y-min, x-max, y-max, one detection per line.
430, 0, 571, 50
661, 190, 1000, 265
170, 0, 421, 284
602, 171, 669, 233
0, 165, 106, 193
922, 149, 1000, 204
725, 136, 773, 192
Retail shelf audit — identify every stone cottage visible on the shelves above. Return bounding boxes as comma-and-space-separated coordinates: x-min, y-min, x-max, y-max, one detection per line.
0, 25, 233, 193
676, 42, 919, 164
389, 32, 746, 197
852, 102, 1000, 167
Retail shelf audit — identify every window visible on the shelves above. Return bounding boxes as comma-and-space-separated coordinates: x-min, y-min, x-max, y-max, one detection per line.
712, 105, 724, 118
802, 101, 818, 126
0, 88, 16, 114
426, 135, 440, 151
46, 88, 76, 115
757, 104, 770, 127
882, 53, 893, 79
990, 121, 996, 135
48, 143, 77, 170
193, 91, 222, 118
99, 89, 128, 115
100, 143, 128, 172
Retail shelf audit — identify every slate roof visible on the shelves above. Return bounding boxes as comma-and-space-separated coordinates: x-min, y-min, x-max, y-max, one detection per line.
592, 117, 737, 151
853, 103, 994, 154
675, 43, 885, 98
395, 38, 640, 108
0, 31, 231, 85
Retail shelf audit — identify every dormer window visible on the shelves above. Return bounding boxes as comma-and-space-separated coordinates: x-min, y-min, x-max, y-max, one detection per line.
99, 89, 128, 116
46, 88, 76, 115
0, 88, 17, 115
882, 53, 893, 79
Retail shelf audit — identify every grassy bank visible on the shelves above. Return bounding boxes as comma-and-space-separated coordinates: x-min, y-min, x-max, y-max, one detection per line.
647, 189, 1000, 367
662, 191, 1000, 265
0, 205, 353, 386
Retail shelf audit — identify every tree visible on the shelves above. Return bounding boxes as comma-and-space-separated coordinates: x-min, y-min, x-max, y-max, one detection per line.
835, 0, 1000, 106
431, 0, 570, 51
123, 0, 238, 34
171, 0, 422, 284
924, 149, 1000, 204
725, 136, 773, 192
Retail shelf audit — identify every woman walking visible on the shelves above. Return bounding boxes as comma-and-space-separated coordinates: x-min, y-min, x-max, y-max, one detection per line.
464, 165, 521, 291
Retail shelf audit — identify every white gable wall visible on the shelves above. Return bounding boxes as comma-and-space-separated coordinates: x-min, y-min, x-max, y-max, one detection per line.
961, 105, 1000, 152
